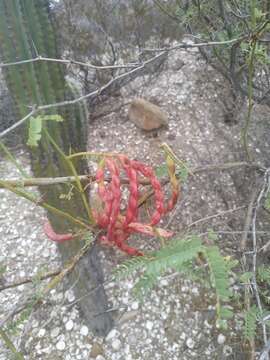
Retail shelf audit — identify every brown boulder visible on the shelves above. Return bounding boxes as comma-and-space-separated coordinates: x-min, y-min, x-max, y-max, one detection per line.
128, 98, 168, 131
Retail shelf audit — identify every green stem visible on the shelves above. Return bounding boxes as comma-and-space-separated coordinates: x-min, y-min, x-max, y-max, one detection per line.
0, 179, 90, 230
242, 40, 256, 161
67, 151, 122, 160
0, 327, 25, 360
44, 129, 94, 224
0, 141, 29, 178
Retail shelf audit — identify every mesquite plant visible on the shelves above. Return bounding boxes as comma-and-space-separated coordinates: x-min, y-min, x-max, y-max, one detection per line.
0, 0, 113, 335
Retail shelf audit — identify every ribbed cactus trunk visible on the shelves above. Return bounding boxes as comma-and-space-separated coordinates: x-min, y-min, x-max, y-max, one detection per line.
0, 0, 113, 336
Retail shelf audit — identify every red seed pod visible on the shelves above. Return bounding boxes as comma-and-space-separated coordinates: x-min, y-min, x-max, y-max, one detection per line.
90, 154, 179, 256
44, 221, 73, 243
164, 155, 180, 213
128, 222, 173, 238
106, 158, 122, 242
131, 160, 165, 225
118, 155, 139, 226
95, 160, 113, 227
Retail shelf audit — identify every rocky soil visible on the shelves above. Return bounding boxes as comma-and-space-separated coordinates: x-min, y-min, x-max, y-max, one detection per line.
1, 43, 269, 359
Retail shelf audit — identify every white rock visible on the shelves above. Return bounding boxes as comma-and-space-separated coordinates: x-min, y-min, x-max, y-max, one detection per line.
191, 287, 199, 295
66, 290, 75, 303
180, 332, 186, 341
37, 328, 46, 338
131, 302, 139, 311
56, 340, 66, 351
80, 325, 89, 336
145, 320, 154, 331
65, 320, 74, 331
111, 338, 121, 351
50, 327, 60, 338
217, 334, 226, 345
106, 329, 120, 341
96, 356, 106, 360
160, 279, 169, 286
186, 338, 195, 349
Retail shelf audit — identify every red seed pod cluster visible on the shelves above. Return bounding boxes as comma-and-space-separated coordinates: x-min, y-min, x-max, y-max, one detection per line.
44, 154, 180, 257
92, 155, 180, 256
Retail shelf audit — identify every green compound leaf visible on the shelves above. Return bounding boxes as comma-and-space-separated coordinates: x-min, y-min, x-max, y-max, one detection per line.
27, 114, 63, 147
27, 116, 42, 147
155, 163, 168, 178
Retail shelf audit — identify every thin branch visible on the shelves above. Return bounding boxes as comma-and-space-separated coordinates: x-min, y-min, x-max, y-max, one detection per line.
0, 51, 166, 139
250, 168, 270, 348
0, 235, 95, 328
240, 188, 258, 250
141, 36, 246, 52
0, 161, 263, 189
0, 55, 138, 70
0, 327, 25, 360
0, 108, 36, 139
0, 174, 151, 188
187, 206, 246, 228
0, 269, 61, 292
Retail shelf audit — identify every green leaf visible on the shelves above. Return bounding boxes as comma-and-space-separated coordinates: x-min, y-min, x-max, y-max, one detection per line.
27, 116, 42, 147
147, 236, 202, 275
239, 272, 253, 283
254, 7, 264, 20
155, 163, 168, 178
41, 114, 63, 122
219, 307, 234, 319
244, 305, 258, 340
176, 165, 188, 183
203, 246, 232, 301
27, 114, 63, 147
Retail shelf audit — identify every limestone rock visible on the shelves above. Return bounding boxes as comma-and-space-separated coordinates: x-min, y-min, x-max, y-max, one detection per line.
128, 98, 168, 131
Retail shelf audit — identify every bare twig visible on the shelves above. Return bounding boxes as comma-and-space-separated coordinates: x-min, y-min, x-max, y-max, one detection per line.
240, 188, 258, 250
0, 235, 95, 328
140, 36, 246, 52
0, 269, 61, 292
187, 206, 246, 228
0, 55, 138, 70
259, 340, 270, 360
0, 108, 36, 139
0, 161, 263, 189
0, 327, 25, 360
0, 51, 166, 139
250, 168, 270, 352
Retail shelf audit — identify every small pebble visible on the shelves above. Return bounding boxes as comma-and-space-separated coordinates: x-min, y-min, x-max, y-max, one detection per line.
217, 334, 226, 345
80, 325, 89, 336
56, 340, 65, 351
146, 320, 153, 331
37, 328, 46, 338
112, 338, 121, 351
51, 327, 60, 338
66, 290, 75, 303
131, 302, 139, 311
65, 320, 74, 331
106, 329, 120, 341
96, 356, 105, 360
186, 338, 195, 349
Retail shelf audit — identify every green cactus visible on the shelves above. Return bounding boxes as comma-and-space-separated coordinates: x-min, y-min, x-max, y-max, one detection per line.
0, 0, 113, 335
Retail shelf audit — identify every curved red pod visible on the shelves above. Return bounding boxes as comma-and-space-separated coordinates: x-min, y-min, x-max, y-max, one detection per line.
44, 221, 73, 243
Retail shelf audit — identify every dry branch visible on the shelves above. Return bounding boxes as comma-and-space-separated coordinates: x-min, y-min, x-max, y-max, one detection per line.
0, 161, 263, 189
